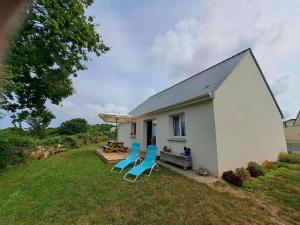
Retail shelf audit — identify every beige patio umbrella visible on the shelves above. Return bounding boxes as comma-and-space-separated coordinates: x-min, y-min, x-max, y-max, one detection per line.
99, 113, 133, 141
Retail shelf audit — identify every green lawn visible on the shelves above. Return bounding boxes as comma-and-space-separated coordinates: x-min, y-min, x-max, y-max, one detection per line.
0, 144, 299, 225
252, 169, 300, 224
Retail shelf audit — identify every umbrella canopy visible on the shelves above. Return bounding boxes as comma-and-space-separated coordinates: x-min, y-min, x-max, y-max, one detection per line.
99, 113, 133, 141
99, 113, 132, 124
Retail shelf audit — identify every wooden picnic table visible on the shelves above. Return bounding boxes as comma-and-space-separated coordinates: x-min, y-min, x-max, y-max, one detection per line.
103, 141, 128, 153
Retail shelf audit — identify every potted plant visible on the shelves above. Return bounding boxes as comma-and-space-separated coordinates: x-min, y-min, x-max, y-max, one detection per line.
163, 145, 171, 152
198, 166, 209, 176
184, 147, 191, 156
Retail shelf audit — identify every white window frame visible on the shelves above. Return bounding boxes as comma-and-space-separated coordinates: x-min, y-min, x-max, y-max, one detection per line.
131, 122, 137, 136
171, 113, 186, 138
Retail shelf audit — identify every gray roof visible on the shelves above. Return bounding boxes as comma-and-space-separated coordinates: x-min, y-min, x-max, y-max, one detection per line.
130, 49, 249, 116
129, 48, 283, 118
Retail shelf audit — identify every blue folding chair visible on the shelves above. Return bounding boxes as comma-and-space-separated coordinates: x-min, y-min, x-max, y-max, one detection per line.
111, 143, 141, 173
124, 145, 159, 182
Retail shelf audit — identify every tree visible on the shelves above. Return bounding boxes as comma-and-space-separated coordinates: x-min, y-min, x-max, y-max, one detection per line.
58, 118, 88, 134
0, 92, 5, 119
27, 109, 54, 138
1, 0, 109, 129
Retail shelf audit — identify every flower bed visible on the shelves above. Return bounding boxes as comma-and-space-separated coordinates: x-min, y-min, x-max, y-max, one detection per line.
222, 153, 300, 188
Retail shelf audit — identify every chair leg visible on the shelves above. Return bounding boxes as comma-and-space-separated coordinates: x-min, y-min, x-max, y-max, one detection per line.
111, 166, 123, 173
123, 172, 139, 182
111, 166, 116, 172
119, 167, 125, 173
146, 163, 159, 176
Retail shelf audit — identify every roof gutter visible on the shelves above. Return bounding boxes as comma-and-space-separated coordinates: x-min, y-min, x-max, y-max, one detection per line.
131, 92, 214, 119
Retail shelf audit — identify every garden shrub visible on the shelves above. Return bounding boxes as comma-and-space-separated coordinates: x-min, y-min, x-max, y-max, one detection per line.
0, 128, 41, 148
10, 136, 41, 148
263, 167, 290, 179
0, 134, 29, 170
273, 161, 292, 170
92, 135, 109, 143
0, 127, 25, 136
0, 137, 15, 169
222, 170, 243, 186
45, 127, 59, 136
75, 138, 85, 148
58, 118, 88, 135
62, 136, 77, 148
262, 160, 277, 170
242, 178, 255, 189
87, 124, 113, 133
247, 161, 266, 177
90, 135, 102, 143
235, 167, 250, 178
0, 120, 113, 170
247, 161, 266, 171
247, 166, 264, 177
276, 167, 290, 174
293, 164, 300, 170
77, 133, 93, 144
278, 152, 300, 163
42, 136, 64, 146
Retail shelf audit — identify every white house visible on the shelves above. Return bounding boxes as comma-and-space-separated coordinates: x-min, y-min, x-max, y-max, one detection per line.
118, 48, 287, 176
283, 111, 300, 153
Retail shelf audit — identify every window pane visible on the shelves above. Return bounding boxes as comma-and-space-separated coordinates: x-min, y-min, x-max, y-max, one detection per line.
181, 114, 185, 136
131, 122, 136, 135
173, 116, 180, 136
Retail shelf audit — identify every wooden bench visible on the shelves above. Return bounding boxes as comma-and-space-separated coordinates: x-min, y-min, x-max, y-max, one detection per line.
160, 151, 192, 170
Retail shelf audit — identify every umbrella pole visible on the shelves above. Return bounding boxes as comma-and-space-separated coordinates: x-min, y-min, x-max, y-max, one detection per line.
115, 118, 118, 141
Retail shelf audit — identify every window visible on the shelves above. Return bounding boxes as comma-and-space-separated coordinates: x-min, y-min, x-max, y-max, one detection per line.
131, 122, 136, 136
171, 113, 185, 137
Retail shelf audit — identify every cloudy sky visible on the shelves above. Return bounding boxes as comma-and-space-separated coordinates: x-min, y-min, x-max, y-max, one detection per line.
1, 0, 300, 128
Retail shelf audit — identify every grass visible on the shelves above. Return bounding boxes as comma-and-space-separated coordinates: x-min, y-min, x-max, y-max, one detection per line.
0, 144, 299, 225
253, 169, 300, 224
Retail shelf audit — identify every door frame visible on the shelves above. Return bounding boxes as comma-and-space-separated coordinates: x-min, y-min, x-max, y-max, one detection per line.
143, 118, 157, 149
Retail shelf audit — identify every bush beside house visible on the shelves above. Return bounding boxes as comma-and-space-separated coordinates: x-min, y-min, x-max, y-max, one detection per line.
278, 152, 300, 163
222, 152, 300, 188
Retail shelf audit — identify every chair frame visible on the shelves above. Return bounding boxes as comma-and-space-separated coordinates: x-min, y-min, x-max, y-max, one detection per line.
111, 157, 143, 173
123, 162, 159, 182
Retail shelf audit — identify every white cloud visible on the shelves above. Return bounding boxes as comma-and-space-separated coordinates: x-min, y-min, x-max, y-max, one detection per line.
149, 0, 300, 81
144, 87, 156, 99
148, 0, 300, 118
49, 101, 128, 126
86, 103, 128, 115
2, 0, 300, 128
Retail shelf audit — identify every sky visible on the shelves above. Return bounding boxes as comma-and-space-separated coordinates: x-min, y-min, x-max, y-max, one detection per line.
1, 0, 300, 128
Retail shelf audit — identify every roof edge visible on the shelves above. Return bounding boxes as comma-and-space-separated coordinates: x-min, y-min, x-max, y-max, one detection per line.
129, 48, 252, 115
248, 49, 284, 119
294, 110, 300, 126
131, 92, 213, 118
284, 119, 295, 123
211, 49, 249, 94
146, 48, 252, 100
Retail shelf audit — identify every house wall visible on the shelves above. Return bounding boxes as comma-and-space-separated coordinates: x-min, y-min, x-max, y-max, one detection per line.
118, 123, 132, 148
284, 126, 300, 143
213, 52, 287, 175
284, 120, 295, 127
118, 101, 219, 176
283, 124, 300, 153
295, 114, 300, 126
